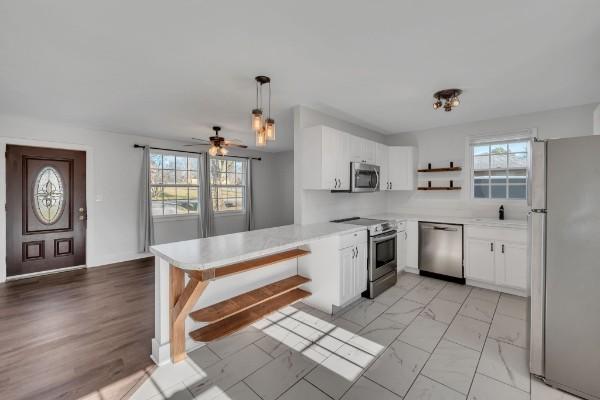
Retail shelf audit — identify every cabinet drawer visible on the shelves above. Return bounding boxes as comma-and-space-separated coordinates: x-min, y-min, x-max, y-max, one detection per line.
339, 230, 367, 249
466, 226, 527, 244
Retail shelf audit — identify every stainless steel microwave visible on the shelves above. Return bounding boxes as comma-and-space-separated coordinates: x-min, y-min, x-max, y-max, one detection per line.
351, 162, 380, 192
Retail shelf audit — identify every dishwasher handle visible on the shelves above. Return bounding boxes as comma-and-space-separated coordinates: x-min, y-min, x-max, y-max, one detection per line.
420, 224, 459, 232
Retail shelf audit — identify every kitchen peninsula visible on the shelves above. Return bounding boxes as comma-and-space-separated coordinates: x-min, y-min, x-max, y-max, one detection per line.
150, 222, 367, 365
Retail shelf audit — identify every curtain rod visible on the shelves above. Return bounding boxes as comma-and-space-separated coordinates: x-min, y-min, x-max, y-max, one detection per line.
133, 144, 261, 161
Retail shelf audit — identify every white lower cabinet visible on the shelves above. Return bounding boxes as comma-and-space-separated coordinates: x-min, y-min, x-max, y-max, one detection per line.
406, 220, 419, 268
397, 229, 407, 271
465, 226, 528, 292
338, 240, 367, 306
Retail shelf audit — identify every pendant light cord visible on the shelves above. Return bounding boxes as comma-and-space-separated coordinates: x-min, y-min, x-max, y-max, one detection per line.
268, 82, 271, 119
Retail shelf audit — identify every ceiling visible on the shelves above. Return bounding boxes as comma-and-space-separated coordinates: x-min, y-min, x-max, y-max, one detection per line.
1, 1, 599, 151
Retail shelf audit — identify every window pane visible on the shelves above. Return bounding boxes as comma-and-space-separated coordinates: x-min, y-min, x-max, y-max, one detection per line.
508, 169, 527, 183
509, 142, 528, 153
188, 188, 198, 212
474, 155, 489, 169
491, 154, 507, 169
473, 145, 489, 156
152, 201, 163, 215
176, 170, 188, 184
491, 170, 507, 184
150, 154, 162, 168
474, 171, 489, 185
491, 185, 507, 199
491, 143, 507, 155
176, 156, 187, 171
509, 185, 527, 199
163, 170, 175, 184
226, 161, 235, 173
188, 157, 198, 171
176, 187, 188, 200
474, 185, 489, 198
188, 170, 198, 184
151, 187, 163, 201
164, 201, 176, 215
235, 161, 243, 173
163, 155, 175, 169
176, 200, 189, 214
509, 152, 528, 168
150, 168, 162, 184
163, 186, 177, 201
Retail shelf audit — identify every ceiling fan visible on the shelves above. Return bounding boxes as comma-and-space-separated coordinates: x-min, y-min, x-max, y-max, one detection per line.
185, 126, 247, 156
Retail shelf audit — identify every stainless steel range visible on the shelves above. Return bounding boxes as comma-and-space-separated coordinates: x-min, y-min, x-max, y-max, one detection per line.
331, 217, 398, 298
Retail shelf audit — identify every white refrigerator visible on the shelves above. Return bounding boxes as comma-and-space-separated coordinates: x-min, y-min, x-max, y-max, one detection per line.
529, 135, 600, 400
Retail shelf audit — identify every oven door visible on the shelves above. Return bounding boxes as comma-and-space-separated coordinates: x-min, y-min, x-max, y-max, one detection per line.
369, 230, 397, 281
352, 163, 380, 192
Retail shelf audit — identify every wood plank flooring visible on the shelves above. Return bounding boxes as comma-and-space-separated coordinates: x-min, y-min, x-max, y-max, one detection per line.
0, 258, 156, 400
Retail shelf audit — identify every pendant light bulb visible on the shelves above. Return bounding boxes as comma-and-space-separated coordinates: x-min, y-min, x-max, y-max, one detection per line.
219, 146, 228, 155
251, 109, 263, 131
256, 128, 267, 147
265, 118, 276, 141
208, 146, 218, 156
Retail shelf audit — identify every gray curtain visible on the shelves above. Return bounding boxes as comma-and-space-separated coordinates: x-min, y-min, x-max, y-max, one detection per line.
246, 159, 255, 231
198, 153, 215, 238
138, 146, 155, 252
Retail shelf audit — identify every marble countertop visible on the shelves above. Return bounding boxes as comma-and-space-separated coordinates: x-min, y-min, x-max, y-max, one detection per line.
150, 222, 365, 270
367, 213, 528, 229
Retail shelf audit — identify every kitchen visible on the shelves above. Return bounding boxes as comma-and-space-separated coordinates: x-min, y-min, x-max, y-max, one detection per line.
1, 2, 600, 400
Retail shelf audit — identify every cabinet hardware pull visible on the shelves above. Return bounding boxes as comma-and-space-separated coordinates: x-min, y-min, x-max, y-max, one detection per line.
502, 244, 505, 253
404, 231, 408, 240
491, 242, 494, 252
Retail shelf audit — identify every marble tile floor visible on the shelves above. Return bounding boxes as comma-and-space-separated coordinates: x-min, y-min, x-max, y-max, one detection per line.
126, 273, 583, 400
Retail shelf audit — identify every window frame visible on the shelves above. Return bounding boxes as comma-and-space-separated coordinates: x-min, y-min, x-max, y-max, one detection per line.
149, 150, 200, 221
209, 156, 247, 215
466, 129, 536, 204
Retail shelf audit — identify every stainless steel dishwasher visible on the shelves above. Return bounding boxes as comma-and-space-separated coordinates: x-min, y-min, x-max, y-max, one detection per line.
418, 222, 464, 283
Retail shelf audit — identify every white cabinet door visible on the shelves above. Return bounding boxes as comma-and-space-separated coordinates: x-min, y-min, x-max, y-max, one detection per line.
355, 242, 368, 294
406, 220, 419, 268
321, 128, 339, 190
496, 242, 528, 289
466, 238, 495, 283
376, 143, 389, 190
397, 230, 407, 272
339, 246, 355, 305
349, 136, 376, 164
388, 146, 416, 190
337, 132, 351, 190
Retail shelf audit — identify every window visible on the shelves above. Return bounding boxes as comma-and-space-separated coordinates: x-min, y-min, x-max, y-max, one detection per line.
210, 157, 246, 213
471, 140, 529, 200
150, 152, 199, 216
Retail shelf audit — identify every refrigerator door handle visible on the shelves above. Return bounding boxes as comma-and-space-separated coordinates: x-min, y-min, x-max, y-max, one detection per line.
529, 210, 546, 377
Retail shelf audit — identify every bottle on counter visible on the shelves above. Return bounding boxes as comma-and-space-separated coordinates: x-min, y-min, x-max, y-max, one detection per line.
499, 205, 505, 220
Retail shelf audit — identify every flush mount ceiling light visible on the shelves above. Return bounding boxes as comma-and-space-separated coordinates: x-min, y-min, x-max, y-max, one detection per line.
433, 88, 463, 112
251, 75, 275, 147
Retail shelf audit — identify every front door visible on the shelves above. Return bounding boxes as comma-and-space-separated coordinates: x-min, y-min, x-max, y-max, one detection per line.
6, 145, 86, 277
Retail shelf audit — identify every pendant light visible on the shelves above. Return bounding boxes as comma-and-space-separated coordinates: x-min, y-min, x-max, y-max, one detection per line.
251, 76, 275, 146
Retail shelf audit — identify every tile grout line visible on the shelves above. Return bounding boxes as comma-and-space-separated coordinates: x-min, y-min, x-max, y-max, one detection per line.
338, 276, 449, 399
464, 291, 501, 398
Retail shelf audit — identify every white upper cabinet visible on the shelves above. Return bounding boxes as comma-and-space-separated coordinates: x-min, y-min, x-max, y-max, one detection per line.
388, 146, 416, 191
302, 126, 350, 190
349, 136, 376, 164
376, 143, 390, 191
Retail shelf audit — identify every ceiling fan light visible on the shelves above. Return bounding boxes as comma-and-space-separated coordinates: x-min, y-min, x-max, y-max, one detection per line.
433, 100, 442, 110
219, 146, 228, 155
251, 109, 263, 131
451, 96, 460, 107
256, 128, 267, 147
265, 118, 276, 141
208, 146, 218, 156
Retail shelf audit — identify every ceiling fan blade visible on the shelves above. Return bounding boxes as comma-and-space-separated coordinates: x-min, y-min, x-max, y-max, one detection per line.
225, 143, 248, 149
183, 143, 208, 147
191, 137, 211, 143
224, 138, 243, 144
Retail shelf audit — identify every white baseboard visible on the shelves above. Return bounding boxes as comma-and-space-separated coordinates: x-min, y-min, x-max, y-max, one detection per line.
89, 252, 153, 268
403, 266, 419, 275
466, 279, 529, 298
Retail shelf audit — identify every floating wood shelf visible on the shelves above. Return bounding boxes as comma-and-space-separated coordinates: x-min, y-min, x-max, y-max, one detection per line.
189, 288, 311, 342
212, 248, 311, 279
417, 167, 462, 172
418, 186, 462, 191
190, 275, 311, 323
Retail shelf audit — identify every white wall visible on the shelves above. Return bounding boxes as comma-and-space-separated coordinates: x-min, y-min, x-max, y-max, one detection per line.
385, 103, 597, 220
293, 106, 388, 224
0, 114, 293, 281
594, 104, 600, 135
